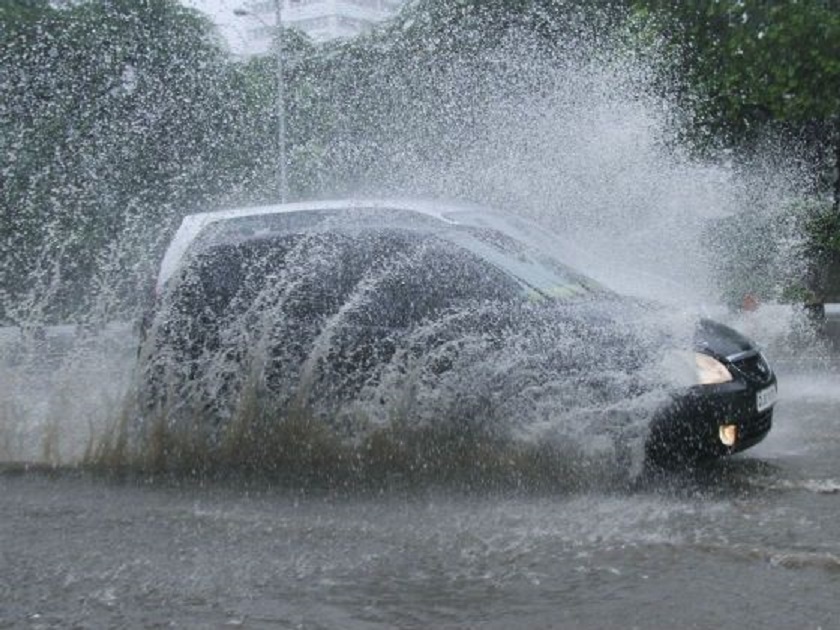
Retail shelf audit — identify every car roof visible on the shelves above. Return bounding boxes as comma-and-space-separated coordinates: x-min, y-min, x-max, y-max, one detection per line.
156, 198, 498, 291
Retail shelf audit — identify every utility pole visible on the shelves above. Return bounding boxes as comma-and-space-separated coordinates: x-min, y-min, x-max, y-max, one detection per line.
834, 115, 839, 217
233, 2, 288, 203
274, 0, 288, 203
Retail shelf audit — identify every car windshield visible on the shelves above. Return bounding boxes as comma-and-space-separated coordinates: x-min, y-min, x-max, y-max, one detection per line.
441, 225, 604, 300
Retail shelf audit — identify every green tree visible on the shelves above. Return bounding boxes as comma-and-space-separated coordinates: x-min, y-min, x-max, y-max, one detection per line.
0, 0, 259, 321
286, 0, 633, 198
627, 1, 840, 305
632, 1, 840, 211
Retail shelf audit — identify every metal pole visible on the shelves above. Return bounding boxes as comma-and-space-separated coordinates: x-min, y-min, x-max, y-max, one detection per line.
274, 0, 288, 203
833, 114, 839, 217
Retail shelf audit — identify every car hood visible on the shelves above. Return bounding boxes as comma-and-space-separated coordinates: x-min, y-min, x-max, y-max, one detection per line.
694, 318, 756, 360
540, 297, 761, 365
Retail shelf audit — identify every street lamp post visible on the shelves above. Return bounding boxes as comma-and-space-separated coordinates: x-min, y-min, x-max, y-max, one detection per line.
273, 0, 288, 203
234, 2, 288, 203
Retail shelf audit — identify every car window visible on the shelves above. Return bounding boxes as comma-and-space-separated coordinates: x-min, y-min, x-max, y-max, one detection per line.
169, 229, 524, 330
177, 213, 603, 315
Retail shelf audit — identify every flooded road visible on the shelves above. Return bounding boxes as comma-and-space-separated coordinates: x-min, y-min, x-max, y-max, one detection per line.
2, 368, 839, 629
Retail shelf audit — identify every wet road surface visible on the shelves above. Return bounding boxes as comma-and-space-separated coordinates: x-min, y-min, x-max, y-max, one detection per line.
1, 369, 839, 629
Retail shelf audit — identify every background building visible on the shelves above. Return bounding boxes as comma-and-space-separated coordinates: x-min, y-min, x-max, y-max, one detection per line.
183, 0, 405, 56
254, 0, 404, 43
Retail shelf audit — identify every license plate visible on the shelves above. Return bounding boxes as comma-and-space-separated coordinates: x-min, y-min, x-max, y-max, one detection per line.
756, 384, 778, 413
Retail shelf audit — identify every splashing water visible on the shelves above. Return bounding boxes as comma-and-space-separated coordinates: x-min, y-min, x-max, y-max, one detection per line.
0, 29, 819, 486
109, 209, 688, 485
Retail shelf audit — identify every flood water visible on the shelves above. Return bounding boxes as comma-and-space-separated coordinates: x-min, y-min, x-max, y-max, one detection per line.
2, 353, 839, 628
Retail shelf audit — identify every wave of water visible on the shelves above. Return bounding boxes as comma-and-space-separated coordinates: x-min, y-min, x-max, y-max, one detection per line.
112, 226, 693, 485
1, 31, 822, 485
0, 324, 135, 463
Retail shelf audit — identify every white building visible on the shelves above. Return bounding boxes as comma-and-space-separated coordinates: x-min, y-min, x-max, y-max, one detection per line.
241, 0, 404, 50
183, 0, 405, 55
288, 0, 402, 41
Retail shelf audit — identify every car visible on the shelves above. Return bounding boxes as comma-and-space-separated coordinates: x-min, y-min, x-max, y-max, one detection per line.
137, 199, 777, 469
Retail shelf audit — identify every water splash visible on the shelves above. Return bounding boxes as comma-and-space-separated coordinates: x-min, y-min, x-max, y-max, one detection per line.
104, 217, 695, 485
0, 27, 820, 485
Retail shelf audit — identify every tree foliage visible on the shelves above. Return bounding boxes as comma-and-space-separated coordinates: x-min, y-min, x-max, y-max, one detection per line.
633, 1, 840, 194
2, 0, 840, 322
1, 0, 287, 320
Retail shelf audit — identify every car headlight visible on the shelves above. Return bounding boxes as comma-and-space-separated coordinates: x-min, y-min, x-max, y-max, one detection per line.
694, 352, 733, 385
660, 350, 734, 387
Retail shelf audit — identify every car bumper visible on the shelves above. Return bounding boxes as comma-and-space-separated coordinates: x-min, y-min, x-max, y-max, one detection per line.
646, 376, 776, 464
